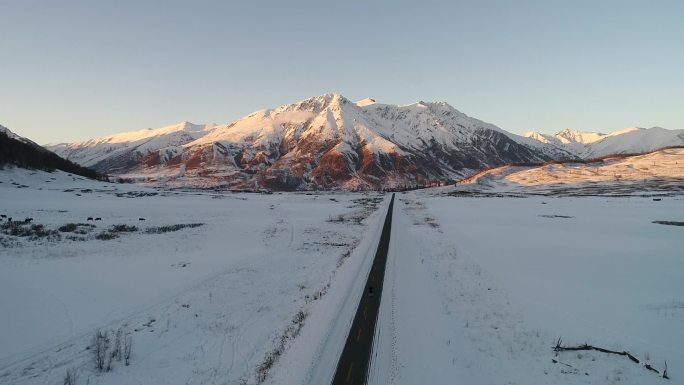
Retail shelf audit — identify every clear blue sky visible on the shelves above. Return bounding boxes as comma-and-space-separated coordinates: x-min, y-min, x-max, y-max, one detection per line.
2, 0, 682, 144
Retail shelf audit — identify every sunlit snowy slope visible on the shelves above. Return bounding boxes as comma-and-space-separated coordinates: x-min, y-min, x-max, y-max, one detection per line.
523, 127, 684, 159
46, 95, 684, 191
457, 148, 684, 196
47, 94, 548, 190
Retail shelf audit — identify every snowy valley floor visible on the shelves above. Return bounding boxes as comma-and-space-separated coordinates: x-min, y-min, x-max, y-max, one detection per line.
363, 192, 683, 385
0, 169, 385, 385
1, 169, 683, 385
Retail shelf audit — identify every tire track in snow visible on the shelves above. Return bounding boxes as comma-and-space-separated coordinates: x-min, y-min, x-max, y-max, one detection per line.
50, 293, 75, 339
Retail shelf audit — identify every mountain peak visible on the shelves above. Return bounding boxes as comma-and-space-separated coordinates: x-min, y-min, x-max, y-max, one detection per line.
556, 128, 582, 137
555, 129, 606, 144
521, 126, 684, 159
43, 92, 684, 190
304, 92, 349, 103
356, 98, 376, 107
46, 93, 552, 189
523, 131, 554, 144
402, 100, 456, 112
284, 93, 353, 113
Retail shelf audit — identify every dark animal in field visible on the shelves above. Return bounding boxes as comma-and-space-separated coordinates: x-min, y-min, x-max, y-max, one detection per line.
138, 218, 146, 221
95, 217, 102, 221
7, 217, 12, 222
0, 214, 6, 218
87, 217, 93, 221
24, 217, 33, 223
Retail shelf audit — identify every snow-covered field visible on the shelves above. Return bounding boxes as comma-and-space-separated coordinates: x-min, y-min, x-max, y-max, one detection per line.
370, 191, 682, 384
1, 167, 682, 385
0, 168, 386, 385
268, 188, 682, 385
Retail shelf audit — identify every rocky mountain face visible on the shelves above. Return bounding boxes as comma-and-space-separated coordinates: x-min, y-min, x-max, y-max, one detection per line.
48, 94, 549, 190
46, 94, 683, 190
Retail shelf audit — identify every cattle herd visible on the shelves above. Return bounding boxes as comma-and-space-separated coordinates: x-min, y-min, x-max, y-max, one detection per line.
0, 214, 33, 223
1, 214, 146, 223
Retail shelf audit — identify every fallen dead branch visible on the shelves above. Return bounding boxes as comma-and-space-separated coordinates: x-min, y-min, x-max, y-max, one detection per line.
553, 337, 669, 379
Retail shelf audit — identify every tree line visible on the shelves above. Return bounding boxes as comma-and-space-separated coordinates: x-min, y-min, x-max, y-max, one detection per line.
0, 131, 103, 180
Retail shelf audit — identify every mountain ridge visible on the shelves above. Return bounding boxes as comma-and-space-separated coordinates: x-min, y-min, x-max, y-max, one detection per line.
0, 125, 100, 179
523, 126, 684, 159
43, 93, 684, 190
47, 93, 548, 189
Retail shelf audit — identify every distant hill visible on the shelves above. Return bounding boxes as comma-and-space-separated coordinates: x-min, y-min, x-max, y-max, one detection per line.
456, 148, 684, 196
0, 125, 100, 179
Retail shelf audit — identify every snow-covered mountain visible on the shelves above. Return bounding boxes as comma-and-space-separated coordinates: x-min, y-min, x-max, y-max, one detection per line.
457, 147, 684, 196
522, 127, 684, 159
48, 121, 215, 174
48, 94, 548, 190
47, 94, 684, 190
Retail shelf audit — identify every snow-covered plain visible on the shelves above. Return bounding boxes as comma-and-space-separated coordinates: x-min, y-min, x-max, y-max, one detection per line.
0, 168, 386, 385
371, 192, 683, 384
1, 167, 682, 385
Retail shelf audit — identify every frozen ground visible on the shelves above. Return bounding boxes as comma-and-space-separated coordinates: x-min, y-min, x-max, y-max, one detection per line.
0, 168, 385, 385
371, 191, 682, 384
1, 167, 682, 385
269, 191, 682, 385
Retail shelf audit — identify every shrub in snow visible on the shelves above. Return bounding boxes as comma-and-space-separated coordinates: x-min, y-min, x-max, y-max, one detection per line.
58, 223, 95, 233
124, 334, 133, 366
111, 328, 122, 361
95, 231, 118, 241
145, 223, 204, 234
92, 330, 109, 372
58, 223, 79, 232
109, 224, 138, 233
92, 328, 132, 371
327, 214, 345, 222
0, 221, 61, 241
255, 310, 307, 383
63, 367, 77, 385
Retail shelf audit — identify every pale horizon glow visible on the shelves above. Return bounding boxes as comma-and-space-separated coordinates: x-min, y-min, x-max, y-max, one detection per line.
1, 0, 683, 144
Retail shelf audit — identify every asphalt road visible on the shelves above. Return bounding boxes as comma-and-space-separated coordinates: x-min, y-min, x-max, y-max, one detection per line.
331, 193, 395, 385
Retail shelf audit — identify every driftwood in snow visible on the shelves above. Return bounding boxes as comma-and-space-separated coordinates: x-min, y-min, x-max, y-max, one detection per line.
553, 337, 669, 380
